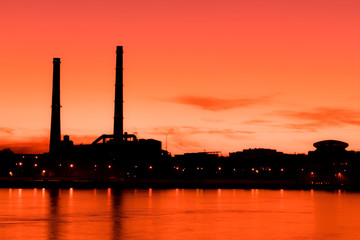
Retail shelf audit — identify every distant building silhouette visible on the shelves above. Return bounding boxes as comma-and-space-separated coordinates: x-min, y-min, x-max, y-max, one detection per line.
307, 140, 355, 185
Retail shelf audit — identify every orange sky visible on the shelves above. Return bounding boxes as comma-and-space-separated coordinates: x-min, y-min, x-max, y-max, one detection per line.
1, 0, 360, 155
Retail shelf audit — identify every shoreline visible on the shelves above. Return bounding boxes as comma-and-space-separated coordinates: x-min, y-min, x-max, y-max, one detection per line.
0, 178, 357, 190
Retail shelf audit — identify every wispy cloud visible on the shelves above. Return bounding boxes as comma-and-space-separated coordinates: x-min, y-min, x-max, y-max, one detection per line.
0, 127, 14, 135
0, 136, 49, 154
242, 119, 273, 125
278, 107, 360, 131
150, 126, 254, 136
170, 95, 271, 111
148, 126, 255, 153
0, 134, 101, 154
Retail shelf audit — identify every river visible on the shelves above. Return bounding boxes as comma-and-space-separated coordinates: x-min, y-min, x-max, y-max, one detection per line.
0, 188, 359, 240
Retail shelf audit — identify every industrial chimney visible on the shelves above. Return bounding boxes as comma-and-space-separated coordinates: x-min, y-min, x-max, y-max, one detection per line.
49, 58, 61, 153
113, 46, 123, 140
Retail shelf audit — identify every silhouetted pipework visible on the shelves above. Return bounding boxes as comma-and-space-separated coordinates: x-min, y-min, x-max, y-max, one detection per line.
50, 58, 61, 153
114, 46, 123, 140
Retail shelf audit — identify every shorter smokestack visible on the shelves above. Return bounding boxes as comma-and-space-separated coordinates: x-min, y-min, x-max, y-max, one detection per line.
113, 46, 123, 140
49, 58, 61, 153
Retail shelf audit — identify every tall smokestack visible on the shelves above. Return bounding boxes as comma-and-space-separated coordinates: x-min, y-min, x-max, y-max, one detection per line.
50, 58, 61, 153
114, 46, 123, 140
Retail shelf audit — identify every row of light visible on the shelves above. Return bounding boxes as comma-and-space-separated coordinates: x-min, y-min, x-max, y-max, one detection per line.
171, 166, 280, 172
9, 163, 113, 177
22, 156, 38, 159
12, 162, 349, 177
9, 170, 46, 176
15, 163, 114, 169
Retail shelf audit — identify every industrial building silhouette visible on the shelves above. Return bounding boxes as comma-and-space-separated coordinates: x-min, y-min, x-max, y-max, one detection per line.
46, 46, 163, 180
1, 46, 360, 189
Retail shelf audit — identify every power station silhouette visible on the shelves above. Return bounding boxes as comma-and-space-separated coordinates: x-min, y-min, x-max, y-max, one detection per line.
45, 46, 163, 180
1, 45, 360, 189
50, 46, 161, 152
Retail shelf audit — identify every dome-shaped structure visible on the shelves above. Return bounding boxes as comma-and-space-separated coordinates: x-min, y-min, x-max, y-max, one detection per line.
313, 140, 348, 151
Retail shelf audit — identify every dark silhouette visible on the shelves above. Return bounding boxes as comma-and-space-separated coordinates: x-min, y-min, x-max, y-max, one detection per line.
49, 58, 61, 154
1, 46, 360, 189
45, 46, 162, 181
114, 46, 124, 140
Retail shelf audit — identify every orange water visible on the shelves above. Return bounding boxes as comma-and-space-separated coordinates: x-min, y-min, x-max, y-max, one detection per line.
0, 188, 359, 240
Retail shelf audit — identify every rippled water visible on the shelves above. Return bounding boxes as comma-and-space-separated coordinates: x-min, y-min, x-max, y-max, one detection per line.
0, 188, 359, 240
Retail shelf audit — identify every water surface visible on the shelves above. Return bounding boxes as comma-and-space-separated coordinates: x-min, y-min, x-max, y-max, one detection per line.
0, 188, 359, 240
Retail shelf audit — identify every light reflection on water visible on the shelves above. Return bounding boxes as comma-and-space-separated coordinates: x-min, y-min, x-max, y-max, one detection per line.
0, 188, 360, 240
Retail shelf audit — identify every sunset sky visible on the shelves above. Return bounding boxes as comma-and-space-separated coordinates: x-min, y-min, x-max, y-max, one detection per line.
1, 0, 360, 155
